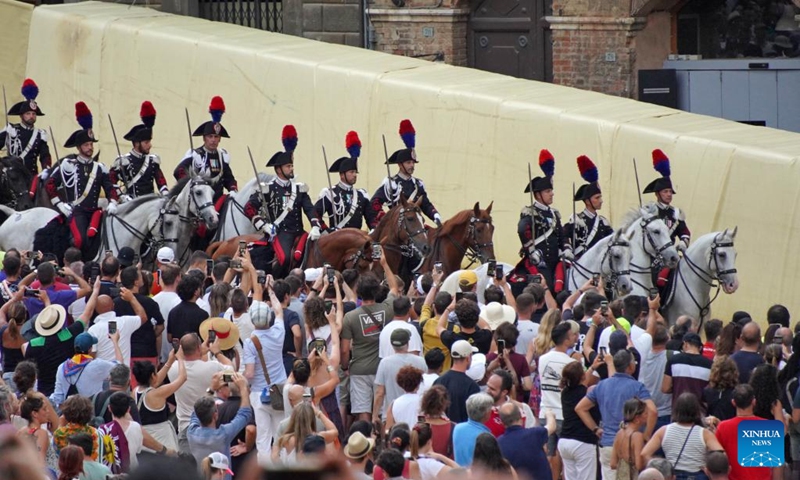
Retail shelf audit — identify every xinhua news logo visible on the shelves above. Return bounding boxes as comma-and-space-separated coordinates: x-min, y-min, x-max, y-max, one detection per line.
737, 420, 784, 467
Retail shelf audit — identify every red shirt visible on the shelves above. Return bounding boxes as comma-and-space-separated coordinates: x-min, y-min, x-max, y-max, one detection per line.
485, 403, 526, 437
715, 416, 771, 480
30, 279, 71, 291
702, 341, 715, 360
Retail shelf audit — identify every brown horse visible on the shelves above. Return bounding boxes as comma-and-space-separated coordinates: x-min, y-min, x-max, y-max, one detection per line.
207, 234, 262, 260
421, 202, 495, 276
304, 228, 374, 275
369, 195, 430, 285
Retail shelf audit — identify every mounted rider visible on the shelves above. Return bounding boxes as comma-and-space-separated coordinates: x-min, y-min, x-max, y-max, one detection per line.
314, 131, 376, 231
515, 149, 572, 293
109, 101, 169, 201
643, 149, 691, 287
369, 119, 441, 229
44, 102, 118, 253
173, 96, 238, 206
243, 125, 321, 278
0, 78, 51, 191
564, 155, 613, 260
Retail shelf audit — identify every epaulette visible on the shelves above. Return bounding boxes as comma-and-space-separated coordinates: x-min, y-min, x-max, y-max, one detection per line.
676, 207, 686, 222
99, 162, 110, 174
357, 188, 369, 198
220, 148, 230, 164
39, 128, 48, 142
520, 206, 533, 217
317, 187, 331, 201
417, 178, 425, 188
296, 182, 309, 194
149, 154, 161, 165
552, 208, 561, 222
112, 155, 128, 169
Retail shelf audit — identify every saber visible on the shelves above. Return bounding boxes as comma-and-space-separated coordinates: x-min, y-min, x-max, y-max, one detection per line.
247, 146, 268, 208
632, 157, 643, 208
382, 134, 394, 202
321, 145, 333, 192
184, 108, 194, 151
2, 85, 7, 127
571, 182, 576, 250
48, 126, 68, 200
48, 126, 60, 162
527, 163, 536, 258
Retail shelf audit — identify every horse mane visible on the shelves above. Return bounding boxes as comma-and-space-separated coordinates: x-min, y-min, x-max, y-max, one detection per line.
118, 193, 160, 214
437, 209, 475, 237
619, 203, 658, 232
167, 177, 191, 199
1, 156, 29, 175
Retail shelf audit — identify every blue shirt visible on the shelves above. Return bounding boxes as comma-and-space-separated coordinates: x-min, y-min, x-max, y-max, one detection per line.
587, 372, 651, 446
452, 419, 491, 466
498, 425, 551, 480
188, 406, 253, 480
23, 287, 77, 317
243, 302, 286, 392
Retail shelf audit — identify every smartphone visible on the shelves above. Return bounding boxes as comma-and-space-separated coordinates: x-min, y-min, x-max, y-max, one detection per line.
302, 392, 313, 402
495, 265, 504, 279
208, 330, 217, 343
371, 242, 382, 261
223, 372, 233, 383
417, 415, 426, 424
434, 262, 443, 274
324, 300, 333, 314
108, 320, 117, 334
531, 274, 542, 284
108, 287, 121, 297
774, 335, 784, 345
256, 270, 267, 285
172, 339, 180, 353
455, 291, 465, 301
592, 274, 600, 287
487, 259, 497, 277
327, 267, 335, 283
497, 339, 506, 352
155, 269, 161, 285
649, 288, 659, 300
238, 241, 247, 257
23, 289, 40, 298
90, 264, 101, 283
600, 300, 609, 315
206, 259, 214, 276
599, 346, 607, 358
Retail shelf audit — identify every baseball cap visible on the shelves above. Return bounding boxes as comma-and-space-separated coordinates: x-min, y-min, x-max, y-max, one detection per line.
390, 328, 411, 347
117, 247, 136, 267
156, 246, 175, 263
302, 434, 327, 455
683, 332, 703, 347
74, 333, 98, 354
451, 339, 478, 359
609, 317, 631, 334
458, 270, 478, 288
207, 452, 233, 476
609, 329, 628, 353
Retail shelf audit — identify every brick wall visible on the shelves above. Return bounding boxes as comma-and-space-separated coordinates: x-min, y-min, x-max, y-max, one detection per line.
367, 8, 469, 66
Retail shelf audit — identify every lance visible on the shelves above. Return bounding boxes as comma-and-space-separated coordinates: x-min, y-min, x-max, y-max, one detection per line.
48, 126, 69, 200
2, 86, 7, 127
572, 182, 577, 249
184, 108, 194, 151
321, 145, 333, 192
527, 163, 536, 261
632, 157, 643, 208
382, 134, 394, 201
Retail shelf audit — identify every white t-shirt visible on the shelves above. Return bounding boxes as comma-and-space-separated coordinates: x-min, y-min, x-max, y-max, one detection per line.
168, 359, 226, 432
224, 309, 254, 373
416, 456, 446, 480
537, 350, 575, 420
419, 373, 439, 397
88, 312, 142, 365
598, 324, 652, 358
379, 321, 423, 359
516, 319, 539, 355
124, 421, 144, 469
154, 291, 181, 363
390, 392, 422, 427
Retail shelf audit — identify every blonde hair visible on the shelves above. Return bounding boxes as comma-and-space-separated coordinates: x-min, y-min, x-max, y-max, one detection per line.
277, 403, 317, 452
534, 308, 562, 355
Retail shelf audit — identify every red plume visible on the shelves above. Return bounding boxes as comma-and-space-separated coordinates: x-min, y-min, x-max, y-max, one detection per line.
140, 101, 156, 118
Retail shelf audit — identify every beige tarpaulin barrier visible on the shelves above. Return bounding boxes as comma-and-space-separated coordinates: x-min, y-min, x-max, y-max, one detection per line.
0, 0, 33, 101
15, 1, 800, 324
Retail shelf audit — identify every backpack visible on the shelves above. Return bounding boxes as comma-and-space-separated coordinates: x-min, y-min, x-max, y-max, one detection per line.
65, 365, 88, 397
89, 391, 114, 428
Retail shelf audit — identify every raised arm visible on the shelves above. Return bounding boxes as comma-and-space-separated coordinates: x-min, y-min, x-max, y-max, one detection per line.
119, 287, 147, 324
379, 246, 400, 296
64, 266, 91, 299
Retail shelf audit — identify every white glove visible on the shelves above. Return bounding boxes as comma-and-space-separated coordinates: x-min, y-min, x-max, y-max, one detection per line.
120, 194, 133, 204
434, 213, 442, 227
677, 239, 689, 253
39, 169, 49, 181
56, 202, 73, 218
107, 200, 118, 215
159, 186, 169, 196
309, 226, 321, 241
262, 223, 276, 239
561, 250, 575, 262
527, 246, 542, 266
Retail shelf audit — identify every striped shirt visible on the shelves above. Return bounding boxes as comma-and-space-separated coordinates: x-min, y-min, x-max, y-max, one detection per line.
662, 423, 706, 472
664, 352, 712, 413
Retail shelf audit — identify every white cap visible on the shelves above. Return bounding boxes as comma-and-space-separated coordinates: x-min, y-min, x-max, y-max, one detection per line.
466, 353, 486, 381
207, 452, 233, 475
157, 246, 175, 263
451, 339, 478, 359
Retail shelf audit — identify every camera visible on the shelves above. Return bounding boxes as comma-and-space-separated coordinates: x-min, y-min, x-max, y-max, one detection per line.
495, 265, 504, 280
23, 289, 40, 298
326, 265, 335, 283
592, 274, 599, 287
108, 320, 117, 335
599, 346, 607, 358
434, 262, 443, 274
371, 242, 382, 261
208, 330, 217, 343
649, 288, 659, 300
417, 415, 426, 424
309, 338, 327, 355
487, 259, 496, 277
257, 270, 267, 285
90, 264, 101, 284
229, 259, 242, 269
206, 259, 214, 275
600, 300, 609, 315
238, 241, 247, 257
172, 339, 180, 353
324, 300, 333, 314
455, 292, 465, 301
223, 373, 233, 383
530, 274, 542, 284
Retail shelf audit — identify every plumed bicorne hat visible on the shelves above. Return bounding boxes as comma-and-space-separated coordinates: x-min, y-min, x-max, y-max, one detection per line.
525, 149, 555, 193
123, 101, 156, 143
574, 155, 601, 201
192, 96, 229, 138
386, 119, 417, 165
63, 102, 98, 148
7, 78, 44, 116
266, 125, 297, 167
329, 130, 361, 173
642, 149, 675, 194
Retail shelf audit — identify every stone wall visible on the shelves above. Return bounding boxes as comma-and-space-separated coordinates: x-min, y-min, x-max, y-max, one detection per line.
300, 0, 362, 46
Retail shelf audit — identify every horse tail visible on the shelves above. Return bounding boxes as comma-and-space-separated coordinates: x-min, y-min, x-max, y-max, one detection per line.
206, 240, 223, 258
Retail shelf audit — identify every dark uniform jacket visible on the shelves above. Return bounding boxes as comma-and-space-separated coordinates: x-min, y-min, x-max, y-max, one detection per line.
564, 209, 614, 258
45, 155, 117, 211
517, 202, 569, 269
0, 123, 51, 175
314, 182, 376, 230
243, 177, 319, 234
369, 174, 438, 228
174, 147, 237, 199
651, 202, 691, 244
110, 150, 168, 198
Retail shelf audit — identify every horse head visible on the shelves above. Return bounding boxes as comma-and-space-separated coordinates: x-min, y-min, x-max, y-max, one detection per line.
634, 206, 679, 269
713, 227, 739, 294
397, 195, 430, 257
187, 178, 219, 229
0, 157, 33, 210
468, 201, 495, 263
604, 229, 634, 296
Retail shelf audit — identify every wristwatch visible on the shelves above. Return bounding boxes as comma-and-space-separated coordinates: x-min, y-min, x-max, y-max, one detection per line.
326, 365, 335, 372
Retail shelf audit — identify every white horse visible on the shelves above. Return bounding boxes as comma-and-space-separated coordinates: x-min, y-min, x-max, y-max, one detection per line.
213, 173, 274, 242
101, 194, 166, 260
439, 262, 514, 304
624, 205, 681, 296
662, 228, 739, 324
567, 229, 634, 298
0, 206, 59, 251
161, 177, 219, 266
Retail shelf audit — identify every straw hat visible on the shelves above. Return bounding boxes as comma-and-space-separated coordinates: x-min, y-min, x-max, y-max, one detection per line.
34, 304, 67, 337
481, 302, 516, 330
344, 431, 375, 460
199, 317, 240, 351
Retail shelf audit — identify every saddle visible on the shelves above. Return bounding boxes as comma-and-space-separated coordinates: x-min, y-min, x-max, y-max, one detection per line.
510, 257, 566, 294
653, 265, 678, 304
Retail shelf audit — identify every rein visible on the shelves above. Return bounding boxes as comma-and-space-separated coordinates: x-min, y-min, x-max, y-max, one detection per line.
675, 237, 736, 321
628, 215, 675, 291
569, 237, 630, 293
162, 178, 216, 265
433, 215, 494, 269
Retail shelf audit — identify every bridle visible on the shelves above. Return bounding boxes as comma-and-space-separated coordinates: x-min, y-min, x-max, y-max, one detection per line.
629, 215, 675, 291
570, 236, 631, 293
676, 234, 737, 321
160, 178, 216, 264
388, 206, 428, 259
440, 214, 494, 269
103, 196, 164, 261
